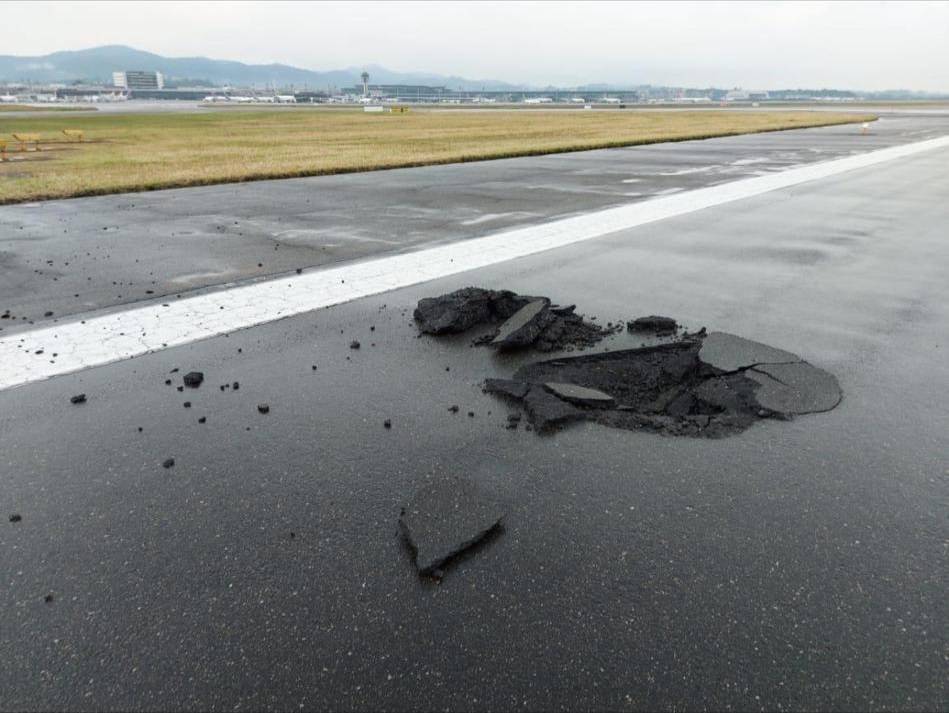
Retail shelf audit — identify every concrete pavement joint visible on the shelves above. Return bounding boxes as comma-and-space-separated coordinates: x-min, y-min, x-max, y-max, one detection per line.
1, 134, 948, 391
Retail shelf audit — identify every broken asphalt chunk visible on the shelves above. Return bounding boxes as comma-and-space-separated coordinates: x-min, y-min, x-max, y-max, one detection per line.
183, 371, 204, 388
413, 287, 497, 335
399, 477, 504, 577
746, 362, 842, 415
69, 394, 86, 405
162, 458, 175, 469
628, 315, 678, 334
491, 299, 551, 349
698, 331, 800, 372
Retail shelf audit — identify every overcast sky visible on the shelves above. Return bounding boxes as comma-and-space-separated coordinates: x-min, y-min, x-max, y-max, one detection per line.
6, 1, 949, 91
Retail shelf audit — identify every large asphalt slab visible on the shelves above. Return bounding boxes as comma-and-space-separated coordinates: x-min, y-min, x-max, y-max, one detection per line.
1, 138, 947, 711
3, 111, 949, 332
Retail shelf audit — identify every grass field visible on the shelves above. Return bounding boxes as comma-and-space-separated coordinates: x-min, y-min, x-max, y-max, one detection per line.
0, 108, 874, 203
0, 104, 92, 113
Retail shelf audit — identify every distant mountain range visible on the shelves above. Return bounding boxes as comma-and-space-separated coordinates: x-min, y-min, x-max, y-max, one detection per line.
0, 45, 526, 91
2, 45, 945, 99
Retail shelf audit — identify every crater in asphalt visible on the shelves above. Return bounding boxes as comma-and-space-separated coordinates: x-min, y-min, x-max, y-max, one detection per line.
484, 331, 842, 437
414, 287, 617, 352
399, 476, 504, 578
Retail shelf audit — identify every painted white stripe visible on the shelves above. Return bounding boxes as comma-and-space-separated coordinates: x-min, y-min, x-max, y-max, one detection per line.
2, 134, 948, 391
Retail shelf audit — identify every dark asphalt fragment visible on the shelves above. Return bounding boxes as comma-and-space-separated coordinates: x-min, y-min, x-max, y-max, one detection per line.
628, 315, 678, 334
746, 362, 843, 414
698, 331, 799, 372
399, 476, 505, 577
384, 419, 392, 429
9, 514, 22, 523
162, 458, 175, 469
257, 404, 270, 414
350, 340, 361, 349
491, 299, 552, 349
183, 371, 204, 388
69, 394, 86, 404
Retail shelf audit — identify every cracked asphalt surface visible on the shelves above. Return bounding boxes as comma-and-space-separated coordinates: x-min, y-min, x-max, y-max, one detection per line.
1, 116, 948, 711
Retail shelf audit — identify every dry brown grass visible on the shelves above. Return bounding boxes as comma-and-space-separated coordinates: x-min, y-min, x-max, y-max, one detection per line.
0, 108, 874, 204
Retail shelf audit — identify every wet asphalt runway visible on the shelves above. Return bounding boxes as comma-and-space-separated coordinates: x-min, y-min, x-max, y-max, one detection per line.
3, 111, 949, 331
1, 118, 948, 711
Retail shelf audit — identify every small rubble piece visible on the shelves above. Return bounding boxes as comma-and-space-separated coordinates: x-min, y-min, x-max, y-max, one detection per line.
485, 331, 841, 437
414, 287, 616, 352
183, 371, 204, 388
384, 419, 392, 429
162, 458, 175, 469
491, 299, 551, 349
628, 315, 678, 334
44, 594, 54, 604
350, 340, 361, 350
69, 394, 86, 405
399, 476, 504, 577
257, 404, 270, 414
9, 514, 22, 523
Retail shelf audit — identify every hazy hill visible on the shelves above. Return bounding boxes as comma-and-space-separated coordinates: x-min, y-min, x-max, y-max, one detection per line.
0, 45, 524, 90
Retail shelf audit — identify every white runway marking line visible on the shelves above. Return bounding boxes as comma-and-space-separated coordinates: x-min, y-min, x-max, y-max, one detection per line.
2, 134, 948, 391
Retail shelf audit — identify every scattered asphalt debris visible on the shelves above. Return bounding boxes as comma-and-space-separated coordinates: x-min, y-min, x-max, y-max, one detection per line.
628, 315, 678, 334
162, 458, 175, 469
69, 394, 86, 404
176, 386, 184, 392
44, 311, 53, 317
350, 340, 361, 349
414, 287, 617, 352
183, 401, 192, 408
233, 382, 240, 390
311, 365, 317, 371
198, 417, 207, 424
137, 427, 143, 432
257, 404, 270, 414
448, 405, 460, 414
44, 594, 54, 604
9, 514, 22, 523
468, 411, 475, 417
384, 419, 392, 429
399, 476, 504, 577
183, 371, 204, 388
164, 379, 172, 386
484, 331, 842, 437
